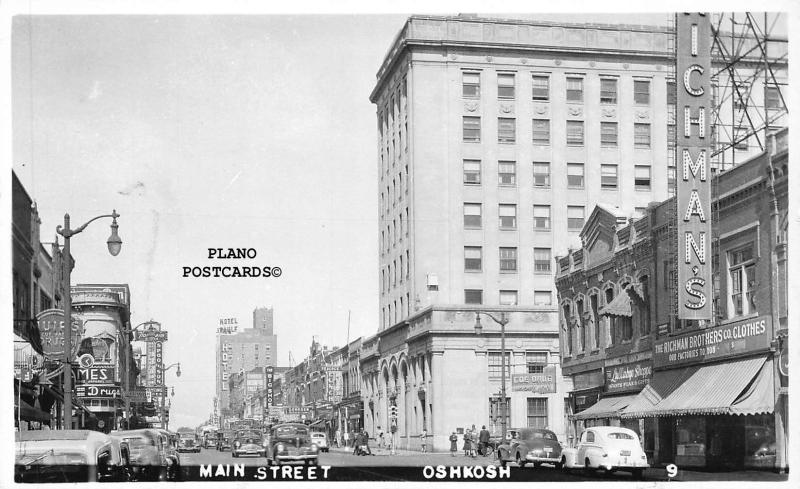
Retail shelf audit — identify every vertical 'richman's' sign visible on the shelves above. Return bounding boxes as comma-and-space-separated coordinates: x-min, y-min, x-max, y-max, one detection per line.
676, 13, 713, 320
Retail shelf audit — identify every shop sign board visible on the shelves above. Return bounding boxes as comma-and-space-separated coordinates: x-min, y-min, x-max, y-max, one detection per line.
36, 309, 84, 358
511, 366, 557, 393
127, 388, 148, 402
265, 366, 274, 408
605, 361, 652, 394
135, 330, 168, 342
76, 366, 115, 383
572, 369, 604, 391
653, 316, 772, 368
676, 13, 713, 320
76, 384, 120, 398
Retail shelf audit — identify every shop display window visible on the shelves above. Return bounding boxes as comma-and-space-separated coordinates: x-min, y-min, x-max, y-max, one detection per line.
675, 416, 706, 467
743, 414, 776, 469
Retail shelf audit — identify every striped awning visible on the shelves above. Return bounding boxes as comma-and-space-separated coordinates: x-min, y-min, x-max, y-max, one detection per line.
573, 394, 638, 420
621, 355, 771, 418
599, 291, 632, 317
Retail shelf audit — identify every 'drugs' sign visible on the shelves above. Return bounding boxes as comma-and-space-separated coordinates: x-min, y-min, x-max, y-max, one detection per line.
653, 317, 772, 368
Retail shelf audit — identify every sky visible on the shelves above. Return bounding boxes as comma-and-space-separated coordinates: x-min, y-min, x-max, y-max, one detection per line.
3, 1, 794, 430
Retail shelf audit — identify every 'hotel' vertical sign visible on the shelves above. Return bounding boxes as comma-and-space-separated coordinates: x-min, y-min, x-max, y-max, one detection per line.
676, 13, 712, 320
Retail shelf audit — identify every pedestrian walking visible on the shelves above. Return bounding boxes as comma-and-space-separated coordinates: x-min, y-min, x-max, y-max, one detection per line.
343, 429, 350, 448
420, 429, 428, 453
362, 430, 373, 455
335, 429, 341, 448
479, 425, 491, 456
378, 426, 385, 448
449, 431, 458, 457
463, 430, 472, 456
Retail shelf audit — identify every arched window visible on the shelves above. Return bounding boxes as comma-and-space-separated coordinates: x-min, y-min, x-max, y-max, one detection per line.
604, 288, 615, 345
562, 303, 573, 355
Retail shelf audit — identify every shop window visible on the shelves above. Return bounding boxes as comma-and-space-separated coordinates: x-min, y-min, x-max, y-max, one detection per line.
728, 243, 757, 317
675, 417, 707, 467
527, 398, 548, 428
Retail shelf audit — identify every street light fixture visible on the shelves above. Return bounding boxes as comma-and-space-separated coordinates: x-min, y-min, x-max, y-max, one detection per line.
56, 210, 121, 430
474, 312, 510, 439
161, 363, 181, 429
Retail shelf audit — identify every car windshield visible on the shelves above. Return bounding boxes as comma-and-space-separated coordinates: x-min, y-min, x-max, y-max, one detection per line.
274, 426, 309, 437
530, 431, 556, 440
123, 436, 155, 448
311, 433, 325, 438
16, 450, 88, 465
608, 432, 635, 440
237, 430, 261, 439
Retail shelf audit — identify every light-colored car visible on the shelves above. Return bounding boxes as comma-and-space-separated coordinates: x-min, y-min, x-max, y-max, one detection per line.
111, 429, 169, 481
561, 426, 649, 479
15, 429, 126, 482
311, 432, 329, 452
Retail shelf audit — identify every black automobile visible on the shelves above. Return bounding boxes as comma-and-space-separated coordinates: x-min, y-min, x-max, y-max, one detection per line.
266, 423, 319, 466
216, 431, 232, 451
177, 433, 200, 453
231, 429, 267, 458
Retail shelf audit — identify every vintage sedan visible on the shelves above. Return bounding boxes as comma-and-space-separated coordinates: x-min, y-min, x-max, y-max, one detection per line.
561, 426, 649, 479
266, 423, 319, 466
311, 432, 329, 453
217, 430, 233, 451
497, 428, 563, 468
15, 430, 127, 482
112, 429, 169, 481
178, 432, 201, 453
232, 429, 267, 458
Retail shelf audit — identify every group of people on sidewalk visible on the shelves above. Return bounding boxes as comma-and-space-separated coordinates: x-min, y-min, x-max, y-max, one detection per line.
450, 425, 491, 457
333, 428, 374, 455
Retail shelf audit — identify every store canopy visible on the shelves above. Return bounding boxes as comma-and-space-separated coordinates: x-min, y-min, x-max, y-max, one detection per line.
620, 365, 699, 418
599, 291, 632, 317
42, 385, 94, 417
621, 355, 771, 418
573, 394, 638, 420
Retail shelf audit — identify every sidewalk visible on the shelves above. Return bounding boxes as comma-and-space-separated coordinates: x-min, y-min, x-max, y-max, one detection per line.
329, 445, 435, 457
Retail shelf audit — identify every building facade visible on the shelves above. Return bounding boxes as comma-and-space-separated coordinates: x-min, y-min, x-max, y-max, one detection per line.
555, 128, 788, 471
214, 307, 277, 421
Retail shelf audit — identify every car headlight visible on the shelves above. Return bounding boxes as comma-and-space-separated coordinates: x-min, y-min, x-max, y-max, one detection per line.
262, 440, 268, 447
234, 441, 240, 448
311, 444, 318, 452
276, 443, 284, 453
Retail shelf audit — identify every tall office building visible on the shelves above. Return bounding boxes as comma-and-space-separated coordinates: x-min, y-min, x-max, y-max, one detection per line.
363, 14, 786, 451
215, 307, 277, 419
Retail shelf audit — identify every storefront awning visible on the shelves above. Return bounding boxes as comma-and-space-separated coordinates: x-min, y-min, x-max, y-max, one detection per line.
599, 291, 632, 317
621, 355, 770, 418
573, 394, 638, 420
620, 365, 699, 418
15, 398, 51, 423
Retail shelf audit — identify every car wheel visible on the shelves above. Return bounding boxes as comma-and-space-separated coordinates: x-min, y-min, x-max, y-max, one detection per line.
533, 462, 541, 469
516, 453, 527, 468
632, 469, 644, 480
232, 452, 238, 458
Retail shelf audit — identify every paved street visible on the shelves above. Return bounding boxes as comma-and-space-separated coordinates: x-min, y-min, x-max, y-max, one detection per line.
175, 446, 788, 482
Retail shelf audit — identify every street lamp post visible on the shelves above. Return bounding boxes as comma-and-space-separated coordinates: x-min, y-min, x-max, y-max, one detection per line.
56, 210, 121, 430
161, 363, 181, 429
474, 312, 509, 439
120, 320, 157, 429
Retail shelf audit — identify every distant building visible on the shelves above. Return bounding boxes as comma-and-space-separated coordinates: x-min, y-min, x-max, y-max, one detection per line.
215, 307, 278, 421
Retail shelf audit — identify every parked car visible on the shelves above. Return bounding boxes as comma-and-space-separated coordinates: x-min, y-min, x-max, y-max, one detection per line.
178, 432, 201, 453
266, 423, 319, 466
107, 433, 133, 481
203, 430, 218, 449
497, 428, 563, 469
232, 429, 267, 458
157, 430, 181, 480
111, 429, 169, 481
561, 426, 649, 479
15, 429, 126, 482
311, 432, 329, 453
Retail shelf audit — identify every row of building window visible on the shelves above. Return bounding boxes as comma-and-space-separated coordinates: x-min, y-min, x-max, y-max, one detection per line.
465, 246, 554, 274
464, 203, 585, 231
464, 117, 652, 147
463, 72, 651, 106
383, 291, 412, 328
463, 160, 652, 190
382, 249, 411, 291
380, 208, 409, 253
464, 288, 552, 306
380, 164, 409, 214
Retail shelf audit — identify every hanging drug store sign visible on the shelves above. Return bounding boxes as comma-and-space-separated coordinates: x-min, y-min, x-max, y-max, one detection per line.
653, 317, 772, 368
676, 13, 713, 320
